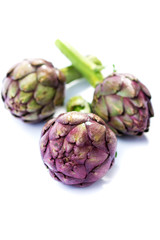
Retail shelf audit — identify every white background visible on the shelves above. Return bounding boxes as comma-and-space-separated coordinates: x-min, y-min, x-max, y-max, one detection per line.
0, 1, 160, 239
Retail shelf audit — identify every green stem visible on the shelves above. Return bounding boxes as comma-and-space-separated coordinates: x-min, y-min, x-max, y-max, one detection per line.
61, 65, 82, 84
56, 39, 104, 87
66, 96, 91, 113
61, 55, 104, 84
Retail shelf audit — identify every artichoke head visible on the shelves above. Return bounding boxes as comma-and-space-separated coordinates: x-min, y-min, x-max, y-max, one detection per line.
40, 112, 117, 187
92, 73, 154, 135
1, 59, 65, 122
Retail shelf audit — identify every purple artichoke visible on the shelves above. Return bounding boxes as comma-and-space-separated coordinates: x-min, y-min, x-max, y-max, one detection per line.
1, 59, 65, 122
92, 73, 154, 135
40, 112, 117, 187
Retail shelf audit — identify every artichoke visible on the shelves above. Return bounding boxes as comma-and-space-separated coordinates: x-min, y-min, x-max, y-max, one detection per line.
1, 59, 65, 122
66, 96, 91, 113
92, 73, 154, 135
55, 39, 154, 135
40, 112, 117, 187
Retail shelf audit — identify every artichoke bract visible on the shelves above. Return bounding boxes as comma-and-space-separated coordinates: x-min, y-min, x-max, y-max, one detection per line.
40, 112, 117, 187
92, 73, 154, 135
55, 39, 154, 136
1, 59, 65, 122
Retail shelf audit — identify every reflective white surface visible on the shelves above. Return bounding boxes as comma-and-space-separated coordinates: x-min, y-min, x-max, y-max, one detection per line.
0, 0, 159, 239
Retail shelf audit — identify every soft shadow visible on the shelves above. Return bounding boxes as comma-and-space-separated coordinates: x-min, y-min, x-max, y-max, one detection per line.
65, 78, 91, 104
58, 179, 106, 193
117, 134, 149, 144
116, 134, 149, 164
10, 115, 46, 139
